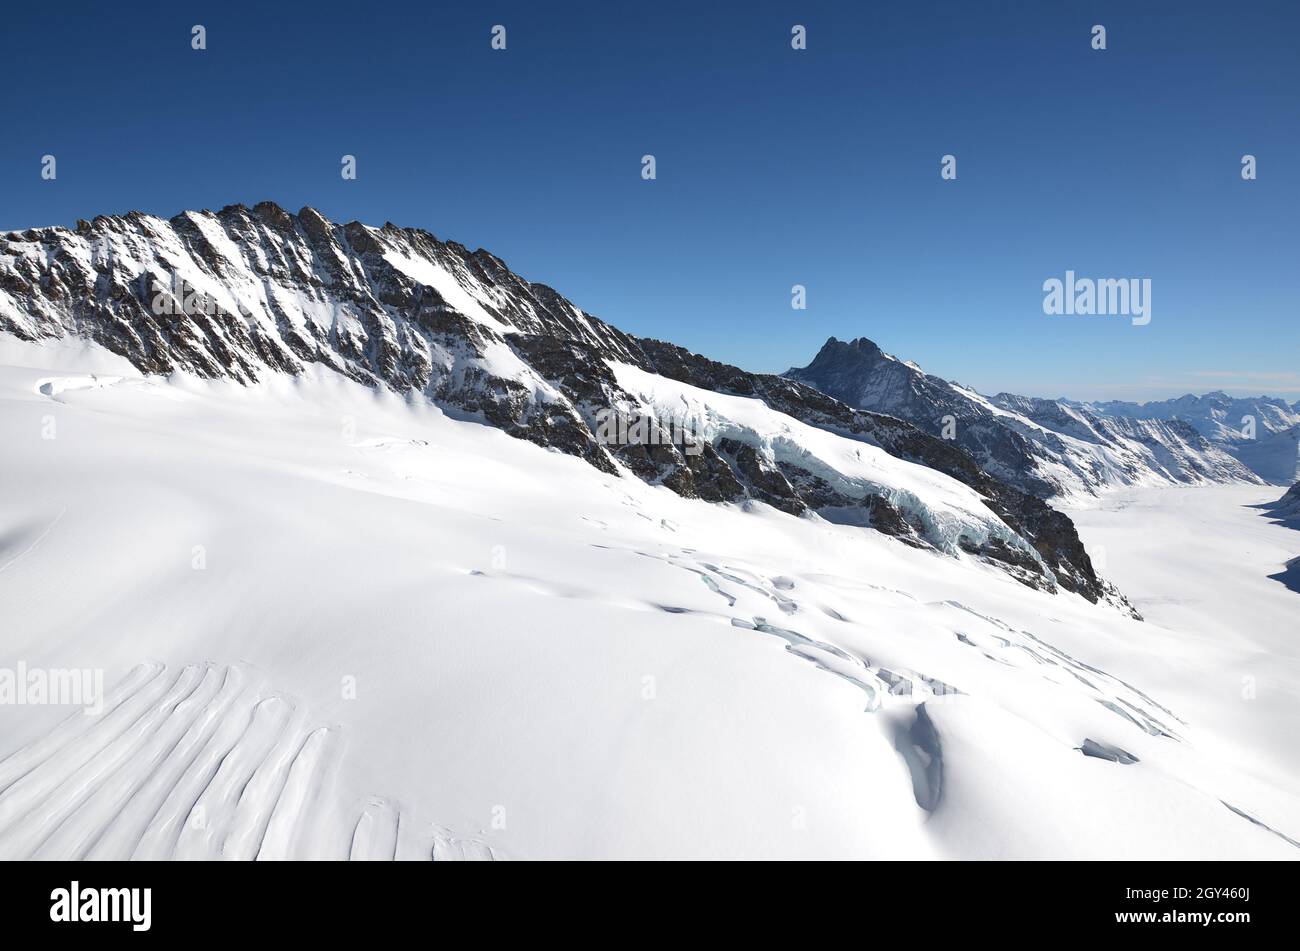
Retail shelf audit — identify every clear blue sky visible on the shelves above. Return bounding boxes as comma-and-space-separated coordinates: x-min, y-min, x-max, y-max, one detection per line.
2, 1, 1296, 401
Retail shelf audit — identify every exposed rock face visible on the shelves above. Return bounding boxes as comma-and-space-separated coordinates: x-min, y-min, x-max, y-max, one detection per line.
0, 203, 1132, 613
786, 337, 1264, 498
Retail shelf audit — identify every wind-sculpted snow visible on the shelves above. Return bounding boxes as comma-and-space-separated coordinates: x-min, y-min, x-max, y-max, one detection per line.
0, 662, 499, 861
2, 353, 1295, 858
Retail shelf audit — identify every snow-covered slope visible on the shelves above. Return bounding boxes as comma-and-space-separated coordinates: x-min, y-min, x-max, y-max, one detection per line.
2, 339, 1296, 859
0, 204, 1124, 608
1085, 393, 1300, 485
786, 337, 1264, 499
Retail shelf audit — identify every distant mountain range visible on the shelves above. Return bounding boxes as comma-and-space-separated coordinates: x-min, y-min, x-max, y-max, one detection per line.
1080, 393, 1300, 485
786, 338, 1294, 498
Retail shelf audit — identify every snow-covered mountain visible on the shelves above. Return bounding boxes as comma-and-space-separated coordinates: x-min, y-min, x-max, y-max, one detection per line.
4, 206, 1300, 859
785, 337, 1264, 499
1084, 393, 1300, 485
0, 203, 1127, 610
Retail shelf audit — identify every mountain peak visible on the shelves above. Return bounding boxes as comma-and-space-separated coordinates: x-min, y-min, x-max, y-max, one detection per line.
785, 334, 1269, 496
785, 336, 899, 383
819, 335, 884, 355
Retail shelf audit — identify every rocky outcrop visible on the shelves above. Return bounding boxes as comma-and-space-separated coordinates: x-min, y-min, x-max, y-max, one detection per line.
1267, 481, 1300, 523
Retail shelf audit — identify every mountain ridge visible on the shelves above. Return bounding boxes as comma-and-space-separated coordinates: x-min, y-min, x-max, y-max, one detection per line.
1, 202, 1132, 612
1079, 391, 1300, 484
785, 336, 1269, 498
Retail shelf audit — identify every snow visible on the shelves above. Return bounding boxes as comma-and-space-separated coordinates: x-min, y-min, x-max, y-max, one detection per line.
1, 336, 1297, 859
0, 291, 39, 337
1064, 486, 1300, 803
953, 383, 1253, 499
610, 361, 1036, 558
380, 248, 512, 335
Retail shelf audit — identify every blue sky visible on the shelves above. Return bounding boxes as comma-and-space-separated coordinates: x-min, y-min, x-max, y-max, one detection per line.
2, 1, 1296, 400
